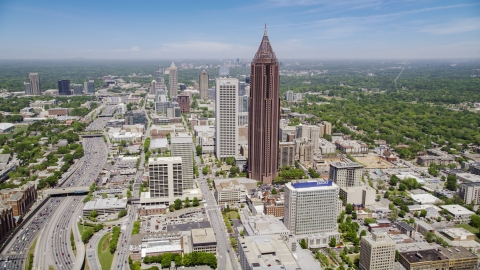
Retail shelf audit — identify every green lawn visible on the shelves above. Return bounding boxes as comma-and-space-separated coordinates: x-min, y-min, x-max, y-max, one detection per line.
98, 232, 115, 270
226, 211, 238, 220
0, 126, 28, 139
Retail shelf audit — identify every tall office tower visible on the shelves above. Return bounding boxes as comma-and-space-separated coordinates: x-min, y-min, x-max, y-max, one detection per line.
157, 77, 165, 89
148, 157, 183, 198
151, 80, 157, 94
329, 162, 364, 188
284, 180, 339, 235
238, 95, 248, 113
278, 142, 295, 167
219, 66, 229, 77
84, 80, 95, 94
73, 84, 83, 95
168, 62, 178, 98
29, 73, 41, 95
248, 27, 280, 184
215, 78, 238, 160
58, 80, 71, 95
24, 82, 31, 95
156, 65, 163, 76
296, 124, 320, 150
199, 70, 209, 100
359, 232, 396, 270
171, 135, 194, 190
321, 121, 332, 136
238, 82, 246, 96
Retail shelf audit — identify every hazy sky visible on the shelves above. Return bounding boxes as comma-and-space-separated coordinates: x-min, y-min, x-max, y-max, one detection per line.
0, 0, 479, 59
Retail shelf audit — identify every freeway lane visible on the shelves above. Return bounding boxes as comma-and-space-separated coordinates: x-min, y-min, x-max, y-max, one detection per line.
34, 136, 108, 269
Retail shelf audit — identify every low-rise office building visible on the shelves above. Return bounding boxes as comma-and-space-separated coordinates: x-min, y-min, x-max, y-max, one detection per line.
398, 246, 478, 270
82, 198, 127, 218
414, 221, 435, 235
191, 228, 217, 253
238, 234, 301, 270
244, 215, 290, 236
440, 205, 474, 224
441, 228, 475, 241
213, 178, 257, 204
129, 231, 183, 261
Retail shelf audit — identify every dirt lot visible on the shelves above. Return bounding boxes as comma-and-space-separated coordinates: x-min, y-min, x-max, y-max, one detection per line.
354, 155, 394, 169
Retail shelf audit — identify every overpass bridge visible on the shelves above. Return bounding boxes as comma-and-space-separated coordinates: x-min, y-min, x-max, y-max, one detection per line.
45, 186, 90, 196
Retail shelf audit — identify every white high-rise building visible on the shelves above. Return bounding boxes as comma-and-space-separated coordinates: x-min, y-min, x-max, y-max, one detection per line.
296, 124, 320, 150
329, 162, 364, 188
84, 80, 95, 94
29, 73, 41, 95
169, 62, 178, 98
199, 70, 209, 100
148, 157, 183, 199
284, 180, 339, 235
215, 78, 238, 160
359, 232, 396, 270
171, 135, 194, 190
151, 80, 157, 95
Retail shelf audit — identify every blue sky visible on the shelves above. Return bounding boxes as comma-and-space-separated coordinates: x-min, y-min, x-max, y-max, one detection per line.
0, 0, 478, 59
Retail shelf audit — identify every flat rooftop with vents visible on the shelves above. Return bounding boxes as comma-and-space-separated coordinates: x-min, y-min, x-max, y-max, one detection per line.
238, 234, 300, 270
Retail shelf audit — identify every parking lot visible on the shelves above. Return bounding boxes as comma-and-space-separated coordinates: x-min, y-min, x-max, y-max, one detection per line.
142, 209, 207, 233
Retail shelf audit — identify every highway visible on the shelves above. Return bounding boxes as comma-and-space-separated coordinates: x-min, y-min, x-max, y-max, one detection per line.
34, 132, 108, 269
0, 198, 62, 270
198, 176, 239, 270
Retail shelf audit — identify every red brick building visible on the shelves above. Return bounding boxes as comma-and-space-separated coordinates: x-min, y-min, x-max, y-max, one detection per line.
0, 183, 37, 217
177, 95, 190, 113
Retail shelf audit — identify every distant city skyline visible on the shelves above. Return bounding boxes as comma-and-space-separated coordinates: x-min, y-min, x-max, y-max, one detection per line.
0, 0, 478, 59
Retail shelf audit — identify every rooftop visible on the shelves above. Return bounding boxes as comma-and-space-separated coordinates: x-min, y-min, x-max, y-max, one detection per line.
286, 179, 338, 191
244, 215, 290, 236
400, 249, 448, 263
440, 205, 474, 216
240, 234, 300, 270
191, 228, 217, 246
83, 198, 127, 211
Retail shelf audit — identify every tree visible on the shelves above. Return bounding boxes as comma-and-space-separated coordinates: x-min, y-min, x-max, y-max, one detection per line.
420, 209, 427, 218
118, 210, 127, 218
169, 205, 175, 212
384, 190, 390, 199
360, 230, 367, 237
271, 188, 277, 195
184, 197, 191, 208
126, 190, 132, 199
329, 237, 336, 247
102, 193, 108, 198
345, 204, 353, 214
399, 210, 406, 218
300, 239, 308, 249
425, 232, 436, 243
192, 197, 200, 207
364, 218, 375, 225
89, 210, 98, 218
445, 174, 458, 191
196, 145, 202, 156
202, 166, 209, 175
352, 211, 357, 219
389, 175, 399, 186
225, 157, 235, 166
174, 199, 182, 210
470, 215, 480, 228
398, 183, 407, 191
414, 211, 419, 217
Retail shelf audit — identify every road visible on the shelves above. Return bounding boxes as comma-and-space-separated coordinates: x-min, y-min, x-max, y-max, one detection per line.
198, 177, 239, 270
86, 229, 109, 270
394, 67, 405, 84
34, 133, 108, 269
112, 204, 138, 270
